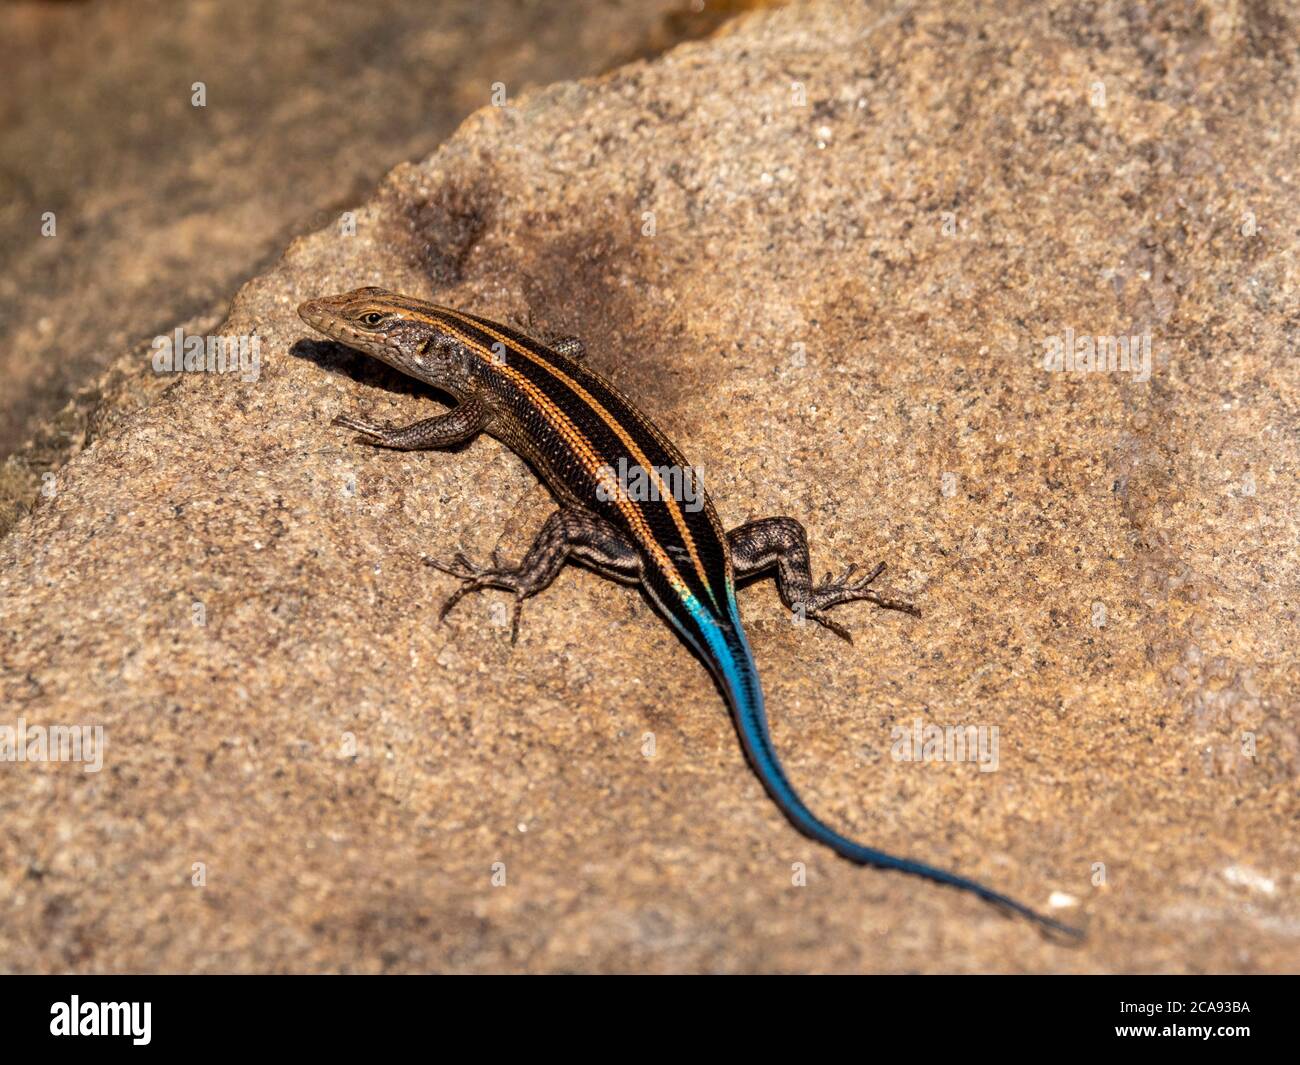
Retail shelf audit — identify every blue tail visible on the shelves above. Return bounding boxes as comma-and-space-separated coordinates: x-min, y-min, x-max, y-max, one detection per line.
694, 598, 1082, 939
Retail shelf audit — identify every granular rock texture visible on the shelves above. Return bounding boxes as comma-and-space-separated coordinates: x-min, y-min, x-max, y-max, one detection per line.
0, 0, 704, 516
1, 0, 1296, 972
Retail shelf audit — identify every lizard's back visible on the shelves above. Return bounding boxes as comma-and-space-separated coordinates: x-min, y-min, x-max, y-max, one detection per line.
422, 305, 737, 639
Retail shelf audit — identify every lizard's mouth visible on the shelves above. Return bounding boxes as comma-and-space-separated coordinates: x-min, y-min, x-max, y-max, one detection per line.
297, 299, 334, 333
298, 299, 366, 348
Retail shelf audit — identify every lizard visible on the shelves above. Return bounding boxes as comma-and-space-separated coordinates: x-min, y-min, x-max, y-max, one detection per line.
298, 286, 1082, 939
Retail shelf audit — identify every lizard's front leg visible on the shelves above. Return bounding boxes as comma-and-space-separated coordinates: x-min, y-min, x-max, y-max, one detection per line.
727, 516, 918, 641
333, 395, 489, 450
424, 507, 642, 643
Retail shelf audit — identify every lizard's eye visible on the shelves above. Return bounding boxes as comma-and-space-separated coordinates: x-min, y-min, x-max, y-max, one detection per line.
360, 311, 387, 327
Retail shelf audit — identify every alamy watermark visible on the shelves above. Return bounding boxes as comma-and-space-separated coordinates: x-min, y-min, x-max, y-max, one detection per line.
50, 996, 150, 1045
1, 719, 104, 773
151, 327, 261, 382
1042, 327, 1152, 382
891, 718, 998, 773
595, 457, 705, 513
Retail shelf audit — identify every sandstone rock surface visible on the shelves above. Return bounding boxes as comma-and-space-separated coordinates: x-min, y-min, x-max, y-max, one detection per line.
1, 0, 1296, 972
0, 0, 699, 522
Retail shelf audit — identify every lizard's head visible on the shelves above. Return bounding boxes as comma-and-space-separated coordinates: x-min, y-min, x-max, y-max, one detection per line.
298, 287, 463, 382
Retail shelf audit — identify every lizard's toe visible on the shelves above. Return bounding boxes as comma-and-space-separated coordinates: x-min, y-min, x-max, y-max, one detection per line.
808, 611, 854, 642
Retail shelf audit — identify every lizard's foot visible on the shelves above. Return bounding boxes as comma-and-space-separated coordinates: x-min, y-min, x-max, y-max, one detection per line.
423, 549, 526, 642
421, 509, 643, 646
800, 562, 920, 642
332, 412, 390, 440
727, 518, 920, 643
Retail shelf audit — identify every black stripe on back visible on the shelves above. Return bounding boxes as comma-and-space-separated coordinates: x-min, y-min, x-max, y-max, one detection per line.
436, 307, 733, 614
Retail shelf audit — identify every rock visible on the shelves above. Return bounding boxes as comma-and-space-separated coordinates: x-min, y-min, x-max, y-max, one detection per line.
0, 0, 1296, 973
0, 0, 704, 517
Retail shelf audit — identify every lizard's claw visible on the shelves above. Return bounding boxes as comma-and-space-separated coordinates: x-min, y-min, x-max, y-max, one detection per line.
507, 596, 524, 645
423, 550, 485, 581
814, 561, 880, 596
332, 413, 387, 437
424, 552, 492, 619
423, 549, 524, 641
807, 609, 855, 643
798, 559, 920, 636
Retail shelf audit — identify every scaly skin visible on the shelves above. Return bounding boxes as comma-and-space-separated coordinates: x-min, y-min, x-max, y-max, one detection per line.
298, 287, 1083, 939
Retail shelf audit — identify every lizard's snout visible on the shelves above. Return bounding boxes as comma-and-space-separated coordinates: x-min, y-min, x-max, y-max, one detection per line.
297, 299, 327, 327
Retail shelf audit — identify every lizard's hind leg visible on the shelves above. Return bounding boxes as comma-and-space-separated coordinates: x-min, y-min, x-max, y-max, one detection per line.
424, 507, 642, 643
727, 516, 918, 641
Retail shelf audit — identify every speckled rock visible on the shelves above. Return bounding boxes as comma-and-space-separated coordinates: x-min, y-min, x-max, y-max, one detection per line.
0, 0, 703, 518
1, 0, 1296, 973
